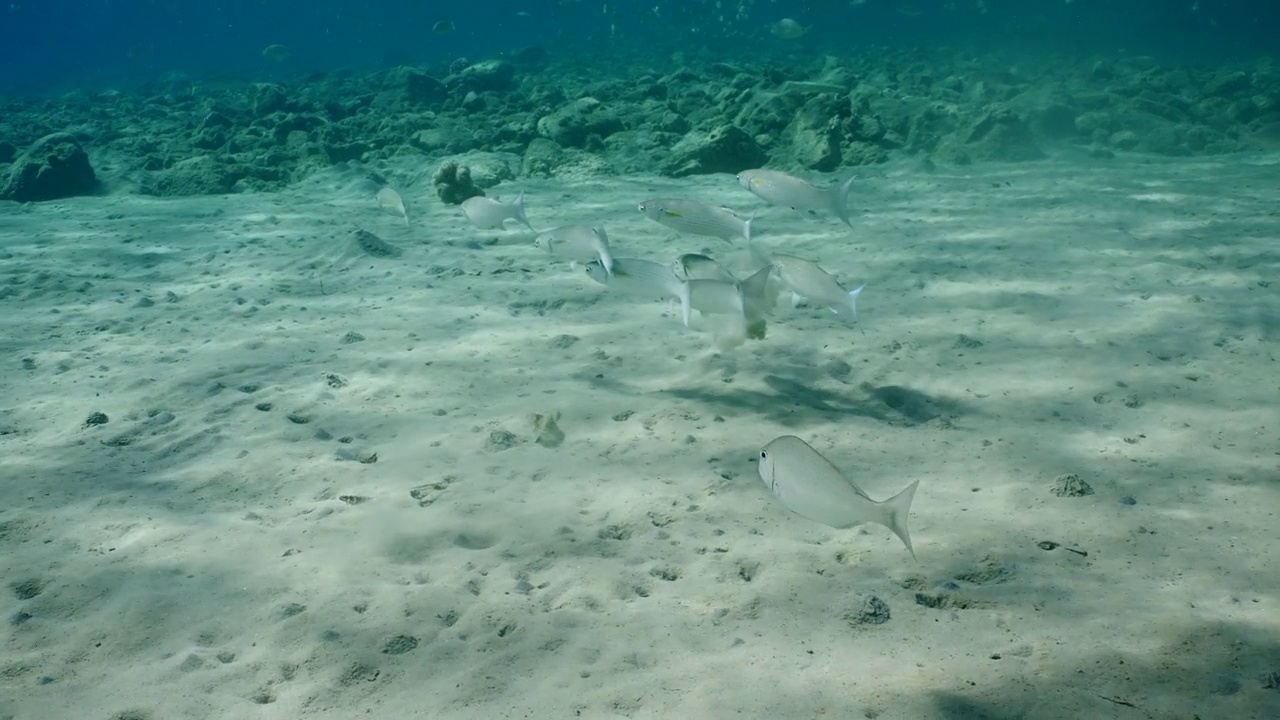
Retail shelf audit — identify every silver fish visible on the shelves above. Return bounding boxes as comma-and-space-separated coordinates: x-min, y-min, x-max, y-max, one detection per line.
736, 169, 856, 227
460, 191, 535, 231
673, 253, 737, 283
770, 253, 865, 322
638, 198, 754, 244
757, 435, 918, 557
376, 187, 409, 227
738, 265, 778, 340
534, 224, 614, 275
585, 257, 689, 311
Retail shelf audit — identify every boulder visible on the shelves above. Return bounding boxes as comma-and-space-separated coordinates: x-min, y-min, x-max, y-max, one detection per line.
454, 59, 516, 92
375, 68, 447, 109
144, 155, 239, 196
1, 132, 98, 202
660, 124, 765, 177
536, 97, 623, 148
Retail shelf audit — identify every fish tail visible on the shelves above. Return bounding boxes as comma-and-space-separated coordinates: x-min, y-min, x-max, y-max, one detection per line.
832, 175, 856, 228
678, 280, 693, 327
881, 479, 919, 559
846, 283, 865, 320
829, 283, 866, 322
513, 191, 534, 231
593, 228, 614, 276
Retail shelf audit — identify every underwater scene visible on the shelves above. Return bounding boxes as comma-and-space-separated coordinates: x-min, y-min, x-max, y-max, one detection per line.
1, 1, 1278, 718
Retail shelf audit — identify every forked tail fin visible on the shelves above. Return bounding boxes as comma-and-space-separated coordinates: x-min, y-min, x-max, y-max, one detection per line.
880, 479, 918, 559
831, 175, 857, 228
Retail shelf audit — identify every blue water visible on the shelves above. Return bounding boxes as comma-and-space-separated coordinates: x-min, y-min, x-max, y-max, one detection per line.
0, 0, 1273, 96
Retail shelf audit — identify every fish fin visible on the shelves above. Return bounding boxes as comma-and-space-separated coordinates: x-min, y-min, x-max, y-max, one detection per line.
678, 281, 692, 328
833, 175, 857, 228
747, 239, 772, 269
881, 479, 919, 559
662, 209, 682, 218
742, 210, 756, 245
513, 191, 535, 231
846, 283, 865, 320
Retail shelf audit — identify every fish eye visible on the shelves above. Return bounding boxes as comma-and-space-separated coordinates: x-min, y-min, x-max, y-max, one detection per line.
759, 450, 767, 460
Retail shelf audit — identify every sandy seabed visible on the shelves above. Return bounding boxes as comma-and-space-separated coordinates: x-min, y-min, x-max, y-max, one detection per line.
1, 150, 1278, 720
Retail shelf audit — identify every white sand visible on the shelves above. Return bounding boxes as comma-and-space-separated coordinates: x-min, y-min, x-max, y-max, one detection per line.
2, 151, 1278, 720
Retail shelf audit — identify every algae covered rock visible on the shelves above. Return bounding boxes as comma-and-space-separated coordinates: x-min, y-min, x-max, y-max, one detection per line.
935, 103, 1044, 163
144, 155, 238, 196
536, 97, 624, 148
432, 160, 482, 205
784, 94, 846, 171
453, 59, 516, 92
660, 124, 765, 177
376, 67, 447, 109
1, 132, 98, 202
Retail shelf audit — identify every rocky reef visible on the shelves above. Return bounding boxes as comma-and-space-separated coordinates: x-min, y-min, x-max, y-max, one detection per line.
1, 47, 1277, 198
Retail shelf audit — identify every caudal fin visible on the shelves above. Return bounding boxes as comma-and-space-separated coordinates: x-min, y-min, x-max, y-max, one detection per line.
830, 283, 866, 324
831, 175, 856, 228
881, 479, 919, 559
513, 191, 535, 232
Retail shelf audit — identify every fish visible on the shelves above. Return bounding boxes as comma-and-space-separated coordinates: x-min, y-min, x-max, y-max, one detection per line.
460, 192, 535, 232
534, 224, 614, 275
673, 253, 737, 283
686, 278, 750, 350
638, 198, 754, 244
739, 265, 779, 339
432, 20, 455, 34
736, 169, 856, 227
757, 435, 918, 557
770, 253, 865, 322
261, 44, 291, 62
585, 257, 691, 321
770, 18, 810, 39
376, 187, 409, 227
686, 265, 777, 340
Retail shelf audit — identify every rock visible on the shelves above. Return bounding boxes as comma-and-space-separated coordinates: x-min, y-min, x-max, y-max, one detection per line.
432, 160, 482, 205
1206, 70, 1250, 98
521, 138, 563, 178
1049, 473, 1093, 498
453, 59, 516, 92
0, 141, 16, 164
1110, 129, 1139, 150
521, 138, 611, 179
351, 229, 401, 258
530, 412, 564, 448
660, 124, 764, 177
1, 133, 98, 202
733, 90, 801, 141
376, 67, 447, 108
785, 94, 845, 171
251, 83, 289, 116
936, 104, 1044, 163
536, 97, 624, 148
842, 594, 891, 626
144, 155, 238, 196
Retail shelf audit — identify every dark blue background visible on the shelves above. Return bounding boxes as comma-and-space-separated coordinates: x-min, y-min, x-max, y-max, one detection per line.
0, 1, 1273, 96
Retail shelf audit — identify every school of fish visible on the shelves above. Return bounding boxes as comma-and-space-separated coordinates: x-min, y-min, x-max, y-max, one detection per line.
375, 167, 919, 557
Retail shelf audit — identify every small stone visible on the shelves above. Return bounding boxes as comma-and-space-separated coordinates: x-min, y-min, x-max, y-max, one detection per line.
1050, 473, 1093, 497
843, 594, 891, 626
84, 412, 109, 426
530, 412, 564, 448
381, 634, 419, 655
484, 429, 521, 453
